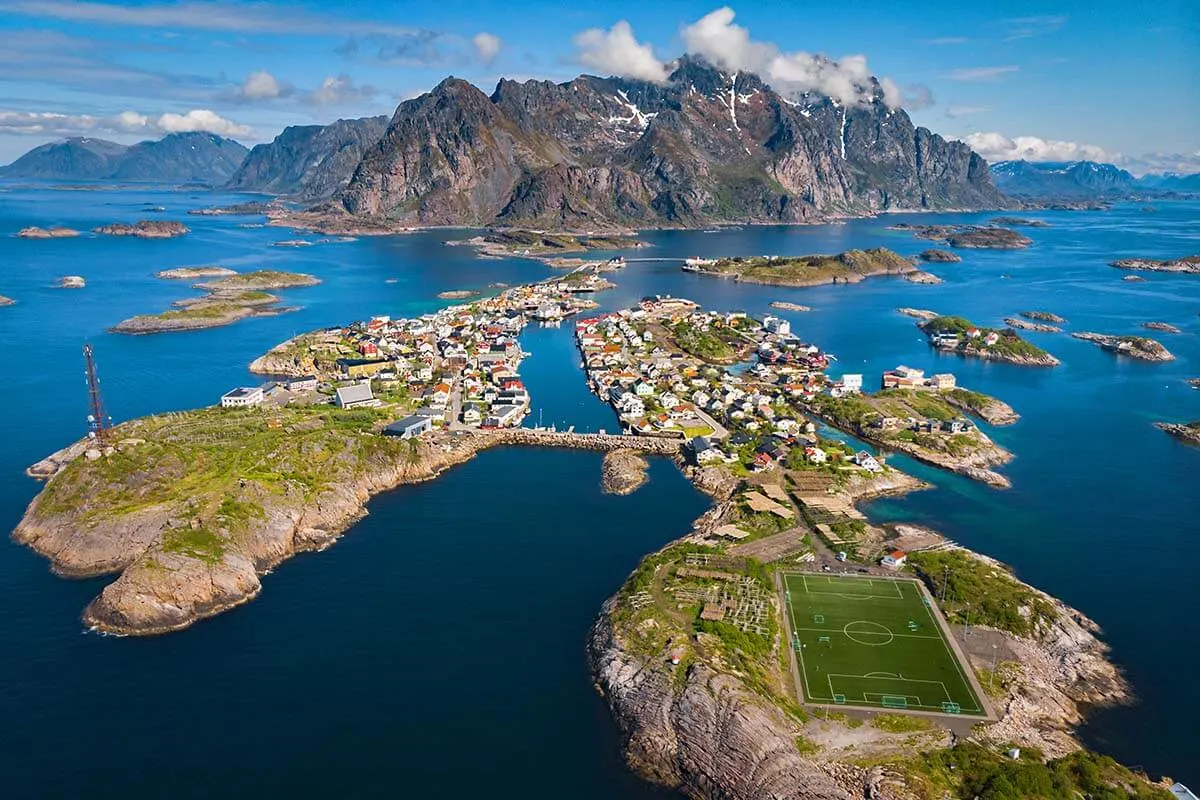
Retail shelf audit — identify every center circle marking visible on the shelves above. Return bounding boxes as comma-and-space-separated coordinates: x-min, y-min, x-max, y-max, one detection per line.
843, 620, 894, 646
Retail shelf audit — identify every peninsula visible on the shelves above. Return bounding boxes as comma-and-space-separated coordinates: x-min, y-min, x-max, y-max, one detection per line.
682, 248, 915, 286
1071, 333, 1175, 362
919, 316, 1061, 366
94, 220, 189, 238
1156, 421, 1200, 445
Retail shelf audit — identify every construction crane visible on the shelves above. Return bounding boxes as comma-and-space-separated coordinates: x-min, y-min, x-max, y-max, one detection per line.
83, 343, 112, 445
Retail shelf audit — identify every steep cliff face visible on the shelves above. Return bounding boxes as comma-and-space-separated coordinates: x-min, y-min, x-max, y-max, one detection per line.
225, 116, 388, 200
339, 55, 1006, 228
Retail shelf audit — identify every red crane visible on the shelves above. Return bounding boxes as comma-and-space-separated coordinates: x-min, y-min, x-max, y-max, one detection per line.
83, 343, 111, 444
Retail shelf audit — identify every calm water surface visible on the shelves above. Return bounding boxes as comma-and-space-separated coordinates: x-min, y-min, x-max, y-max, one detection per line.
0, 186, 1196, 794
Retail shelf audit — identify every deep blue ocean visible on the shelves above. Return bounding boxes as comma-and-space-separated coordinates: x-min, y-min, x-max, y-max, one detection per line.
0, 185, 1196, 796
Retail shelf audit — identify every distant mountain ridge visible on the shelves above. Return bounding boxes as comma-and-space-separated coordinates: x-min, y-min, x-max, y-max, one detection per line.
337, 54, 1009, 228
990, 159, 1199, 200
224, 116, 389, 201
0, 132, 249, 184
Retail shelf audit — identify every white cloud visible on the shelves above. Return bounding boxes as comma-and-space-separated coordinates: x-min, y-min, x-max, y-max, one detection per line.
473, 32, 502, 65
0, 108, 253, 139
1002, 15, 1067, 41
6, 0, 423, 36
573, 20, 669, 83
1112, 151, 1200, 177
961, 132, 1109, 163
945, 66, 1019, 81
239, 70, 283, 100
679, 7, 907, 108
305, 74, 377, 106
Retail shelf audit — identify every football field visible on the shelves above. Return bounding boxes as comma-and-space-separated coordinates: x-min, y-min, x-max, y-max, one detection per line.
782, 573, 988, 717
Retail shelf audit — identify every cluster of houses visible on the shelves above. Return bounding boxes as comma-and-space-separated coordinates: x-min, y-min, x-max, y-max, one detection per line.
929, 327, 1002, 351
218, 276, 611, 433
881, 365, 956, 391
574, 297, 893, 476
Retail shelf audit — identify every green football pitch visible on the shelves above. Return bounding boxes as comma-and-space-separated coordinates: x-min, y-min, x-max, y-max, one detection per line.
782, 573, 987, 717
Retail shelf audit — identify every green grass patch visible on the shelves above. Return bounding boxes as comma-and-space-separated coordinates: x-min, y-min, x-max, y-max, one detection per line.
907, 550, 1056, 637
872, 713, 932, 733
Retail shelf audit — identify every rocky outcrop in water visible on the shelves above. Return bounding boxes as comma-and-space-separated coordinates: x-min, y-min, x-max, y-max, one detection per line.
918, 248, 961, 262
1156, 422, 1200, 445
601, 450, 650, 495
1111, 256, 1200, 274
94, 220, 189, 238
338, 55, 1006, 229
18, 226, 80, 239
1072, 332, 1174, 361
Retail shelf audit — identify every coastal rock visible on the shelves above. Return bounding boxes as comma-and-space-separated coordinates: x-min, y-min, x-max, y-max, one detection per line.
0, 295, 13, 306
768, 301, 811, 312
989, 216, 1050, 227
17, 226, 80, 238
1111, 255, 1200, 274
1143, 321, 1181, 334
689, 248, 916, 287
1155, 422, 1200, 446
194, 270, 320, 291
589, 610, 856, 800
1122, 275, 1146, 282
188, 201, 278, 217
57, 276, 86, 289
896, 307, 939, 321
437, 290, 481, 300
1004, 317, 1061, 333
918, 248, 961, 263
905, 270, 943, 284
1188, 378, 1200, 389
94, 220, 189, 238
155, 266, 238, 280
1021, 311, 1067, 323
1071, 332, 1174, 362
601, 450, 650, 495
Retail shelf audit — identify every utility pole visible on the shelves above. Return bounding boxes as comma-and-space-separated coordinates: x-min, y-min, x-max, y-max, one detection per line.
83, 343, 111, 445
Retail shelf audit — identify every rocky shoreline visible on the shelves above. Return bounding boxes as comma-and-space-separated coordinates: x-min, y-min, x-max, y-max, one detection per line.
17, 226, 80, 238
1005, 317, 1061, 332
0, 294, 14, 306
588, 469, 1135, 800
1156, 422, 1200, 446
889, 224, 1032, 249
769, 301, 811, 312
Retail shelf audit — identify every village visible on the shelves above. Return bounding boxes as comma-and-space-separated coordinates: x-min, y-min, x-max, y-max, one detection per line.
218, 271, 614, 438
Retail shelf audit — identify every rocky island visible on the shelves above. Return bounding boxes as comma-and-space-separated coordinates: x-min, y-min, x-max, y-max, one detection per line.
1143, 322, 1181, 334
57, 276, 86, 289
918, 248, 961, 262
188, 201, 277, 217
93, 220, 189, 238
601, 450, 650, 495
112, 270, 319, 334
990, 216, 1050, 227
768, 301, 811, 312
155, 266, 238, 280
437, 290, 481, 300
683, 248, 916, 286
890, 224, 1032, 249
896, 307, 939, 321
1072, 333, 1175, 361
1156, 421, 1200, 445
17, 226, 80, 238
1111, 255, 1200, 274
905, 271, 943, 284
1004, 317, 1061, 333
919, 316, 1061, 366
1022, 311, 1067, 323
194, 269, 320, 291
464, 229, 643, 259
0, 295, 14, 306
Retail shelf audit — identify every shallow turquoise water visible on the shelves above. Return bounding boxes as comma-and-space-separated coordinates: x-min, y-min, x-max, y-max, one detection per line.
0, 186, 1196, 794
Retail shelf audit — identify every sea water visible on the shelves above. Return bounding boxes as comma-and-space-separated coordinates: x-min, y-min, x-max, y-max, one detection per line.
0, 185, 1195, 795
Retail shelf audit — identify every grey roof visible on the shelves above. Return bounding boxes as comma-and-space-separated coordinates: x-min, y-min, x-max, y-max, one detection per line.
1171, 785, 1198, 800
223, 387, 261, 398
386, 415, 431, 433
336, 383, 374, 404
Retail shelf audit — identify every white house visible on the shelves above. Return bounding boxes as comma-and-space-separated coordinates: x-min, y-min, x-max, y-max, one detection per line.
335, 382, 379, 409
221, 387, 264, 408
854, 450, 883, 473
762, 315, 791, 336
285, 376, 319, 392
384, 415, 433, 439
881, 550, 907, 569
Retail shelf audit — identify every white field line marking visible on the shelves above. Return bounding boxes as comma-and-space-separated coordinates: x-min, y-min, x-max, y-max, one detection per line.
917, 587, 983, 713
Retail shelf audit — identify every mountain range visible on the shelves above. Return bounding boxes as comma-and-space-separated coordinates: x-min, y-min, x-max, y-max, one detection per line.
0, 132, 249, 184
3, 56, 1197, 224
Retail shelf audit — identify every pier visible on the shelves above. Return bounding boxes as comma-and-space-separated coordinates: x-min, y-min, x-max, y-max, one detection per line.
482, 427, 683, 455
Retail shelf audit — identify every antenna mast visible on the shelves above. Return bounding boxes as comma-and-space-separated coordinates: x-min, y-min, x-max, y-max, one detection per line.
83, 343, 111, 445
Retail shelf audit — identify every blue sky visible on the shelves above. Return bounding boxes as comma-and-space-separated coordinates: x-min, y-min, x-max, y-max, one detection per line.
0, 0, 1196, 172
